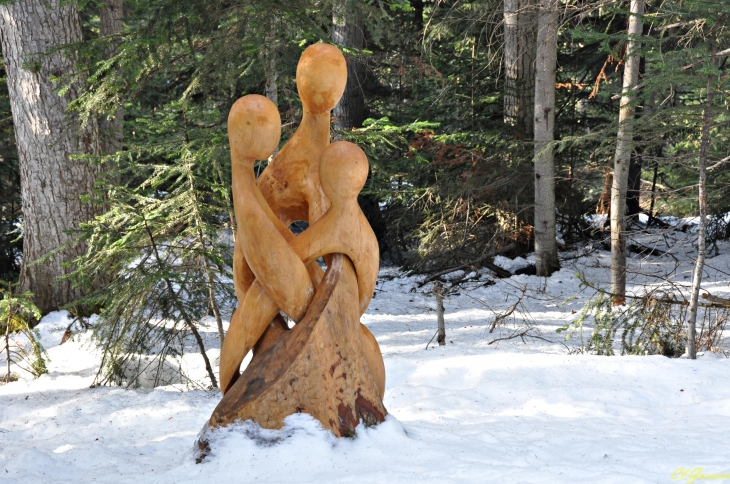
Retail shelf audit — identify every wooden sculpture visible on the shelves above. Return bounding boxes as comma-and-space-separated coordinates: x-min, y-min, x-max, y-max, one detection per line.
205, 43, 386, 442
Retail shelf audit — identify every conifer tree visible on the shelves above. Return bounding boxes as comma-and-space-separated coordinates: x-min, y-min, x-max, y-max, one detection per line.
0, 0, 104, 313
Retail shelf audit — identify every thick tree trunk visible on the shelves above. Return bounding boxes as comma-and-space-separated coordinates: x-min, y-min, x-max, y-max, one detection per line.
263, 19, 278, 106
686, 72, 714, 360
332, 3, 388, 252
504, 0, 537, 139
99, 0, 124, 155
332, 1, 365, 131
533, 0, 560, 276
610, 0, 643, 305
0, 0, 103, 313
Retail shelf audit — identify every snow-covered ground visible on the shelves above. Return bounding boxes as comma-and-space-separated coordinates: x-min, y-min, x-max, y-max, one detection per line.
2, 232, 730, 483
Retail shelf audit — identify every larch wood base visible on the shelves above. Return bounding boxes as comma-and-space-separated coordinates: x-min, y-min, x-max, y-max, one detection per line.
198, 254, 385, 458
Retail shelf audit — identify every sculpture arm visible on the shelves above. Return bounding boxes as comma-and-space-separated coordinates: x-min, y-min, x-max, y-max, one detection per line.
290, 210, 379, 314
232, 161, 313, 321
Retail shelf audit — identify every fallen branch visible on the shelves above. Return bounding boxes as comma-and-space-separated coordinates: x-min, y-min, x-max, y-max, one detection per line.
702, 293, 730, 308
489, 287, 526, 333
628, 243, 667, 258
482, 259, 512, 279
579, 276, 729, 309
611, 82, 644, 101
488, 328, 570, 351
682, 47, 730, 71
414, 243, 516, 286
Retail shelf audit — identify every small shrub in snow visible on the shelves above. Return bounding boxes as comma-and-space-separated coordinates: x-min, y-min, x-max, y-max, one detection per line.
1, 283, 46, 380
558, 281, 687, 357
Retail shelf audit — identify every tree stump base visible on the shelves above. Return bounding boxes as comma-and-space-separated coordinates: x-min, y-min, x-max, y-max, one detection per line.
203, 255, 385, 447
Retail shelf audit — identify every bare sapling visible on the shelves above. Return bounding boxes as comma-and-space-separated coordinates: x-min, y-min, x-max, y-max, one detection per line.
610, 0, 644, 305
686, 64, 715, 359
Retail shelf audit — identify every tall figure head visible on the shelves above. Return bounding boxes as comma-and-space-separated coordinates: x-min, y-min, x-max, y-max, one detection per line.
296, 44, 347, 115
228, 94, 281, 163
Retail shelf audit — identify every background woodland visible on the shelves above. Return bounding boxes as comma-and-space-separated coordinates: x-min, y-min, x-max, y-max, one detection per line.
0, 0, 728, 382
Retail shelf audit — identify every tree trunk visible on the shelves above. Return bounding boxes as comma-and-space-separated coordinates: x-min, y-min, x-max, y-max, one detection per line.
4, 311, 10, 382
332, 0, 365, 131
626, 149, 642, 218
533, 0, 560, 276
333, 3, 388, 252
435, 281, 445, 346
263, 19, 278, 106
0, 0, 103, 313
686, 71, 714, 360
626, 48, 649, 221
99, 0, 123, 155
610, 0, 643, 305
504, 0, 537, 139
411, 0, 424, 34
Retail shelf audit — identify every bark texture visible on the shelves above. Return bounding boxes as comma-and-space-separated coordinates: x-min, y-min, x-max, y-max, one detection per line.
626, 150, 642, 218
209, 255, 385, 437
0, 0, 103, 313
99, 0, 124, 154
610, 0, 644, 305
263, 19, 278, 105
686, 71, 714, 359
533, 0, 560, 276
332, 1, 365, 131
504, 0, 537, 139
435, 281, 445, 346
332, 3, 388, 253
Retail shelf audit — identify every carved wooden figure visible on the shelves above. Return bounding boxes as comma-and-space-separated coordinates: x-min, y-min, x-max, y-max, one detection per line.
205, 44, 386, 444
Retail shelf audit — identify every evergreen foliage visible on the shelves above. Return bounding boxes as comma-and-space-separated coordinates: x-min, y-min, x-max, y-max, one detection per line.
1, 283, 45, 381
66, 0, 401, 387
67, 105, 234, 388
1, 0, 728, 377
558, 286, 686, 357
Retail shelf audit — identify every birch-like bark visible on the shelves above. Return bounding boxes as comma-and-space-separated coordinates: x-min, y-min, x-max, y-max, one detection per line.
686, 72, 714, 359
610, 0, 644, 305
533, 0, 560, 276
504, 0, 537, 139
332, 0, 365, 130
99, 0, 124, 154
0, 0, 103, 313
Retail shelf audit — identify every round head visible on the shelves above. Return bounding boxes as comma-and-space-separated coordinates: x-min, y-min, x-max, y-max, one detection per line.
319, 141, 369, 204
228, 94, 281, 160
296, 44, 347, 115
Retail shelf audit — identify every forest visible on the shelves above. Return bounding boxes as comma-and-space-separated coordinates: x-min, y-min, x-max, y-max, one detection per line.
0, 0, 729, 482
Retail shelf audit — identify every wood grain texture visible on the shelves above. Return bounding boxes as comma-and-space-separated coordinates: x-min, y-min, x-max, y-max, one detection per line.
214, 44, 386, 437
211, 255, 385, 436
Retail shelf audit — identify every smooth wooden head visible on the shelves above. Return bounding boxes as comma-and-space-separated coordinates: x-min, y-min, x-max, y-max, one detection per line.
216, 46, 386, 439
319, 141, 369, 205
296, 44, 347, 115
228, 94, 281, 162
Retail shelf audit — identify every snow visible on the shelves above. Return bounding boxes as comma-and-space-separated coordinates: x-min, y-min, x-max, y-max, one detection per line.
34, 311, 75, 348
1, 235, 730, 483
493, 254, 532, 273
